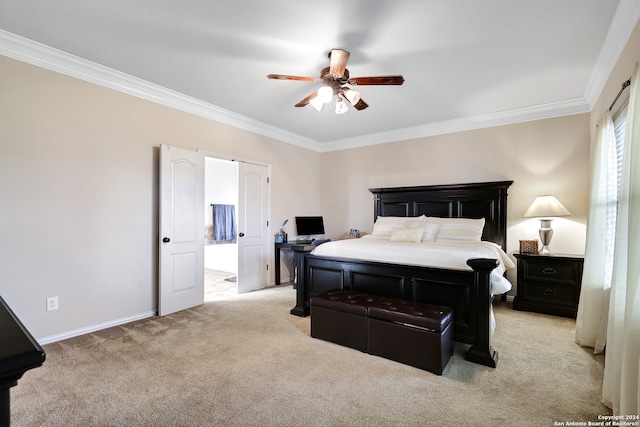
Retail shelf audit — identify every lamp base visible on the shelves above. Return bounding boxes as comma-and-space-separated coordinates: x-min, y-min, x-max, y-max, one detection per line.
538, 219, 554, 255
539, 245, 551, 255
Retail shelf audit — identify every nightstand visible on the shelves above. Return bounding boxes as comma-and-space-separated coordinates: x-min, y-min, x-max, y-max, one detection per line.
513, 253, 584, 318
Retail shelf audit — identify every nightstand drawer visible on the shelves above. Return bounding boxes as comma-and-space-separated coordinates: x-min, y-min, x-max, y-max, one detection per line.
513, 253, 584, 318
521, 280, 578, 308
523, 261, 578, 282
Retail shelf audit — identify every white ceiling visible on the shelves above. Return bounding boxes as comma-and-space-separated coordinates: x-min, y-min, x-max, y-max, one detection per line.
0, 0, 638, 152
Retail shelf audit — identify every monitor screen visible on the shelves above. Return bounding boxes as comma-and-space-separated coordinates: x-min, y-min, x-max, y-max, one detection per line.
295, 216, 325, 236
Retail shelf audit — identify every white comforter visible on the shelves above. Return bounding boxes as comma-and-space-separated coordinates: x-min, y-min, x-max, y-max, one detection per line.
310, 236, 514, 295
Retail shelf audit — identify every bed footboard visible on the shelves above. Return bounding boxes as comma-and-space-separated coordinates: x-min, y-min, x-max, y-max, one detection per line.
291, 248, 499, 368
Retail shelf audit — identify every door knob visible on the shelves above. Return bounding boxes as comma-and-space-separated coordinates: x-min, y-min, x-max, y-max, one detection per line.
162, 237, 170, 243
239, 233, 245, 237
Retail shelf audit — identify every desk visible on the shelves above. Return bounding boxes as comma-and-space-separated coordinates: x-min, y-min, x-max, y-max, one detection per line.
274, 242, 314, 286
0, 296, 46, 425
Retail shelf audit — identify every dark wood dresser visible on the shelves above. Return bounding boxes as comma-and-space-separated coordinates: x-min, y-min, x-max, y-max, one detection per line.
0, 296, 46, 425
513, 253, 584, 318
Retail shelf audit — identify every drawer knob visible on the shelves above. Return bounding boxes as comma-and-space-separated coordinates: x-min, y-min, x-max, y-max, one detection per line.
543, 288, 557, 296
542, 267, 557, 275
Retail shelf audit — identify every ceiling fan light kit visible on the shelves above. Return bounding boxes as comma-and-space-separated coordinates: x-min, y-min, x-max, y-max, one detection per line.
267, 49, 404, 114
309, 96, 325, 112
317, 86, 334, 103
343, 88, 361, 105
335, 97, 349, 114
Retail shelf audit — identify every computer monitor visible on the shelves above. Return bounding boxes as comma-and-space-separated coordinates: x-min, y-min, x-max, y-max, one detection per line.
295, 216, 325, 240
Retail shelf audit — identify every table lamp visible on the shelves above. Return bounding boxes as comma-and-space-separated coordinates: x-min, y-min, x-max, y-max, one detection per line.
523, 195, 572, 254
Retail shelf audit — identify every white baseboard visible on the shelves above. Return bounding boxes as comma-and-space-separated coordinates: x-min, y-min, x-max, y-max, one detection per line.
37, 310, 157, 345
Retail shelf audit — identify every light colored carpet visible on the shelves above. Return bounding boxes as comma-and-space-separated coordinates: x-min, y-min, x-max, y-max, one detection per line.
11, 286, 610, 426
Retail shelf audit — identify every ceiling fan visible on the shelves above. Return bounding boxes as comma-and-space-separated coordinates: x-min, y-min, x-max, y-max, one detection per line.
267, 49, 405, 114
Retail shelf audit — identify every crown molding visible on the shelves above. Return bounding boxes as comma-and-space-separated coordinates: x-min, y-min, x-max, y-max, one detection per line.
319, 98, 591, 152
583, 0, 640, 108
1, 0, 638, 155
0, 29, 321, 152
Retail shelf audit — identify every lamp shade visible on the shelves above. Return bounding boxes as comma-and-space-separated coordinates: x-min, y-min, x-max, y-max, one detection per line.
523, 196, 572, 218
343, 88, 361, 105
335, 98, 349, 114
309, 96, 324, 112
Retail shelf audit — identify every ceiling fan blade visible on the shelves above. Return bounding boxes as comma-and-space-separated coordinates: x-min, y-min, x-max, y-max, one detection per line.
347, 75, 405, 85
329, 49, 350, 78
353, 99, 369, 111
294, 91, 318, 107
267, 74, 318, 82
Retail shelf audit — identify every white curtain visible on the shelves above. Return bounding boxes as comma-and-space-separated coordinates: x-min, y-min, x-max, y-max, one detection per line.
575, 112, 617, 352
602, 62, 640, 415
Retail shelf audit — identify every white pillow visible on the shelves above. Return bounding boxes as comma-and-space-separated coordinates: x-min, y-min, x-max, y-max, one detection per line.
427, 217, 485, 241
389, 227, 424, 243
419, 222, 441, 242
371, 215, 425, 237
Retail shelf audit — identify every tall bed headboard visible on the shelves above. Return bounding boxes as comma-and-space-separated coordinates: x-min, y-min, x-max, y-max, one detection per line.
369, 181, 513, 251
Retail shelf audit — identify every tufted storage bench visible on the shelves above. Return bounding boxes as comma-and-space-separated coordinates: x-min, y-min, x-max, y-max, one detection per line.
310, 290, 386, 352
367, 299, 454, 375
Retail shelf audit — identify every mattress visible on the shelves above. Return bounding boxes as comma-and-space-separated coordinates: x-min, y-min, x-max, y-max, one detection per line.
310, 236, 515, 295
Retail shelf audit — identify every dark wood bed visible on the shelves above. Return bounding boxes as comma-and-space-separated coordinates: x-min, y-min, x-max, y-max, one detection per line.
290, 180, 513, 368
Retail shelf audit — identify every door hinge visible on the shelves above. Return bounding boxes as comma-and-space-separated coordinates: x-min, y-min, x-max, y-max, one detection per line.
267, 177, 270, 184
267, 220, 269, 227
266, 264, 269, 271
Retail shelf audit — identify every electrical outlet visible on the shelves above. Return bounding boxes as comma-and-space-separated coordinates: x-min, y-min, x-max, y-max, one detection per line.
46, 296, 59, 312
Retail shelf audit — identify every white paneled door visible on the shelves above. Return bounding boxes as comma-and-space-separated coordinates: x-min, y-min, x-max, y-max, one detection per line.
236, 162, 269, 293
159, 145, 205, 316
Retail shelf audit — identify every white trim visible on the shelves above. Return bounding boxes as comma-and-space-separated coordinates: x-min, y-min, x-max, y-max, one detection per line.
198, 148, 270, 168
583, 0, 640, 109
1, 0, 639, 154
0, 29, 320, 152
319, 98, 590, 152
197, 149, 237, 163
36, 310, 156, 345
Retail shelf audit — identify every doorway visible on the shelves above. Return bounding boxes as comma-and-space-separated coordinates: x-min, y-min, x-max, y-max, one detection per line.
204, 157, 238, 300
203, 156, 270, 299
159, 145, 271, 315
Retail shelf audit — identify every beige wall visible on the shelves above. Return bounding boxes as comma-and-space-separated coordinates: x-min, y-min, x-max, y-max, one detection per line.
2, 15, 639, 341
0, 54, 321, 340
319, 16, 640, 289
320, 114, 591, 287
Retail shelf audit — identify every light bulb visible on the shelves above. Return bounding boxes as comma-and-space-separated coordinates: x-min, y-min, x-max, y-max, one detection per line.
317, 86, 333, 103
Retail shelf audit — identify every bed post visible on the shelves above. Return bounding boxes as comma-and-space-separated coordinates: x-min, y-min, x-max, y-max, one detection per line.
290, 245, 313, 317
465, 258, 500, 368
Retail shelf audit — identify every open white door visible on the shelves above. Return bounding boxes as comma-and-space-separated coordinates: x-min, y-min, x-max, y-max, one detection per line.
159, 144, 205, 316
236, 162, 269, 293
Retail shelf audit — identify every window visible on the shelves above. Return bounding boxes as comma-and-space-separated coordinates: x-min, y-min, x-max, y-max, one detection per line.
602, 103, 628, 288
613, 103, 627, 202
